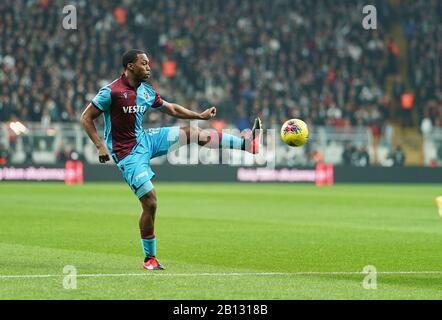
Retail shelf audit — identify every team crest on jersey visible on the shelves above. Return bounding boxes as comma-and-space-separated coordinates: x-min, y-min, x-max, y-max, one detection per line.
143, 91, 150, 101
121, 92, 128, 99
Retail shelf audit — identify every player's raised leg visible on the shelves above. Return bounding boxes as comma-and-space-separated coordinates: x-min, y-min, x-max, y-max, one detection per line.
139, 186, 165, 270
180, 117, 263, 154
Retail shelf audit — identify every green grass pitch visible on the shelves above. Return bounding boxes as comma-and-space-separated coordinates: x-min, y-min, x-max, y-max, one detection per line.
0, 182, 441, 299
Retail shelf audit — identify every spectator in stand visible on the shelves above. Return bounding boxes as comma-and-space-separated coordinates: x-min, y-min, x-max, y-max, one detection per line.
342, 143, 354, 166
400, 91, 414, 127
0, 143, 9, 165
420, 111, 433, 137
389, 146, 406, 167
387, 38, 399, 75
437, 145, 442, 166
357, 147, 370, 167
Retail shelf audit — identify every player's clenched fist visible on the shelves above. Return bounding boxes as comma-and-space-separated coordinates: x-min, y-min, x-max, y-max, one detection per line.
200, 107, 216, 120
97, 145, 110, 163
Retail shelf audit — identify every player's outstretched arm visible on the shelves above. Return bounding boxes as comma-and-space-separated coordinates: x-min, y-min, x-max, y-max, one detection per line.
161, 101, 216, 120
80, 103, 110, 163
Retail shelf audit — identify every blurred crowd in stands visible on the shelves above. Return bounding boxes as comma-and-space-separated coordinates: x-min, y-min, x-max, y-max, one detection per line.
340, 143, 406, 167
1, 0, 394, 129
400, 0, 442, 132
0, 0, 441, 166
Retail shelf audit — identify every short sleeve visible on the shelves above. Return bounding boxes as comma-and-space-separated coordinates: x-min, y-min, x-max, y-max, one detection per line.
151, 89, 164, 109
92, 86, 111, 112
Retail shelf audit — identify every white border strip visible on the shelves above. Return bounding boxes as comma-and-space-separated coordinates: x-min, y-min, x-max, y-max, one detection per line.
1, 271, 442, 280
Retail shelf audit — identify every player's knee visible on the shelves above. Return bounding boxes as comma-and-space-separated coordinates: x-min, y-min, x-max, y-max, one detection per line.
140, 192, 157, 213
197, 130, 211, 146
178, 126, 188, 143
146, 198, 157, 212
181, 126, 204, 145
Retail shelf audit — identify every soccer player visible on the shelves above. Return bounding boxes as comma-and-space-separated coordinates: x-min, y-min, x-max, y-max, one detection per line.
80, 49, 262, 270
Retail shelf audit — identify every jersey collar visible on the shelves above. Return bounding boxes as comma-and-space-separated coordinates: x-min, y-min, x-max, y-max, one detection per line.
121, 73, 142, 90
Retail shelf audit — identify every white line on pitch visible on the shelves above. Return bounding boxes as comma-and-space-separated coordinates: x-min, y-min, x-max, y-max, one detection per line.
1, 271, 442, 280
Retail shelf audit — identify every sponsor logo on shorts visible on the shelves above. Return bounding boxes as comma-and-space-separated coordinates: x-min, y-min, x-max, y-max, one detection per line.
146, 128, 161, 135
135, 171, 149, 182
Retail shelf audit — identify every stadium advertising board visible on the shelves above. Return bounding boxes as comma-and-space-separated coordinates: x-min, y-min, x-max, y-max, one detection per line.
0, 161, 83, 183
0, 166, 65, 181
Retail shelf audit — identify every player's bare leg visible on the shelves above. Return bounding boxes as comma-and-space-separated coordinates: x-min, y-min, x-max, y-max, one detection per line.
139, 189, 164, 270
179, 117, 262, 153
